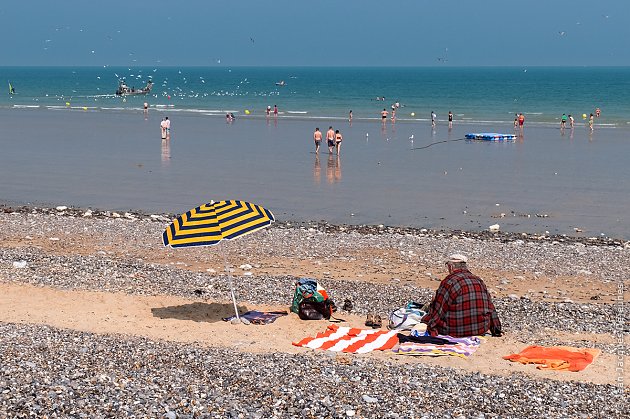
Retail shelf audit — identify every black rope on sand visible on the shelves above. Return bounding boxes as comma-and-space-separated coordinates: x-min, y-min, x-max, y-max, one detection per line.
411, 137, 467, 150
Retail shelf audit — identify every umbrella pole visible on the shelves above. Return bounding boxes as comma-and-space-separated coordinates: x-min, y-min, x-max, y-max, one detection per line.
222, 246, 240, 320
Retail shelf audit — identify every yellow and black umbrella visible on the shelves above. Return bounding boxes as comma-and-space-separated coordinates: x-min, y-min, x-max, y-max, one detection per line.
163, 200, 275, 248
163, 200, 275, 322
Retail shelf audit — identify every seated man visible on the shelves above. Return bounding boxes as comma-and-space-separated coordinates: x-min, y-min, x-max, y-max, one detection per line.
422, 254, 502, 338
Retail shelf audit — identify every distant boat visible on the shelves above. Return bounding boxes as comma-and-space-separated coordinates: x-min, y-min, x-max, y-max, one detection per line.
8, 81, 15, 95
115, 80, 153, 96
275, 80, 286, 86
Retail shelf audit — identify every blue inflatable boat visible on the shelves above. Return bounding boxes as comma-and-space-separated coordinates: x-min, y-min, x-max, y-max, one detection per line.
465, 133, 517, 141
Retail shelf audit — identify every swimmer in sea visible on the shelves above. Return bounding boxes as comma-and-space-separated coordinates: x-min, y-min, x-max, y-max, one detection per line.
381, 108, 388, 123
569, 114, 574, 128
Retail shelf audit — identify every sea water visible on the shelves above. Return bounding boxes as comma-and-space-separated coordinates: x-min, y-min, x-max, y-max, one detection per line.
2, 66, 629, 125
1, 67, 629, 238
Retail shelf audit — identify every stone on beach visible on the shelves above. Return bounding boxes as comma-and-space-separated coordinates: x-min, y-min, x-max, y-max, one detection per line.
0, 207, 627, 418
12, 260, 27, 269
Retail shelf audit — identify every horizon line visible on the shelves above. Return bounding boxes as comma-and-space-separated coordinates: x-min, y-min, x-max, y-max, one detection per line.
1, 64, 629, 69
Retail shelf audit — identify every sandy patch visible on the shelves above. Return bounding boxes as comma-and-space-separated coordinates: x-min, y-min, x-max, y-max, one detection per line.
0, 283, 625, 387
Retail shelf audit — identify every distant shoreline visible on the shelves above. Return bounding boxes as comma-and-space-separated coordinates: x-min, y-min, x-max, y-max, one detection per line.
2, 105, 627, 130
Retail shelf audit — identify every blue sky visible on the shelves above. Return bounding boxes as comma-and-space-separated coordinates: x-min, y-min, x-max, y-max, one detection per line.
1, 0, 628, 66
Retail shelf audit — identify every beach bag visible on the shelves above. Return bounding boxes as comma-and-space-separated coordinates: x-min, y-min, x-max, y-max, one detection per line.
291, 278, 328, 313
298, 299, 334, 320
291, 278, 335, 320
388, 301, 426, 330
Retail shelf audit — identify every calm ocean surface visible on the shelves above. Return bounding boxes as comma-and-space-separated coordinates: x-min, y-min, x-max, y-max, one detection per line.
1, 67, 629, 238
2, 66, 630, 125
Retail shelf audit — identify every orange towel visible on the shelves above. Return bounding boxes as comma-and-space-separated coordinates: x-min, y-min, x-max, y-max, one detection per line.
503, 345, 600, 372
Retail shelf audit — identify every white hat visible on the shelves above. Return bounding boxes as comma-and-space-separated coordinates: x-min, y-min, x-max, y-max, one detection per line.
447, 254, 468, 263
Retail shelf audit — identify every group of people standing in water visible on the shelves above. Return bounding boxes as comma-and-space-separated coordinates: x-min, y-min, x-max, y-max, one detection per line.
559, 107, 600, 132
313, 126, 342, 155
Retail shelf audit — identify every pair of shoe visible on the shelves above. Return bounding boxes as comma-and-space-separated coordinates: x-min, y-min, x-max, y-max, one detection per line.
365, 313, 382, 329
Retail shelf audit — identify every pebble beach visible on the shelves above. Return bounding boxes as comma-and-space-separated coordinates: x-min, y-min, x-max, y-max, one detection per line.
2, 14, 630, 418
0, 206, 627, 418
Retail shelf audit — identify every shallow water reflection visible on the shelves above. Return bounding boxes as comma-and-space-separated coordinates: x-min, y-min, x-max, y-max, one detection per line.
326, 154, 342, 184
1, 109, 629, 239
161, 139, 171, 166
313, 155, 321, 185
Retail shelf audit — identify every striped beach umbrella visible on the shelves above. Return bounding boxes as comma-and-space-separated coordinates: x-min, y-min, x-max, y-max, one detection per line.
163, 200, 275, 248
162, 200, 275, 322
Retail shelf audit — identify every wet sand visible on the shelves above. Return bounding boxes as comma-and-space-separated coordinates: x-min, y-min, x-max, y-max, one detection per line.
1, 107, 629, 239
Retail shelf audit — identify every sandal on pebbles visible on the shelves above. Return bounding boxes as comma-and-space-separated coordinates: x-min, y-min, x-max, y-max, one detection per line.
371, 315, 382, 329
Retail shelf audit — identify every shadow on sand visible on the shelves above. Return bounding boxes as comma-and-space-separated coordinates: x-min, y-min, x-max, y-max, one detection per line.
151, 302, 250, 323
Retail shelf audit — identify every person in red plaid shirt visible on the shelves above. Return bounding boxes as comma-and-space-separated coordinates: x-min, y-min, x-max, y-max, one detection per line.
422, 254, 502, 338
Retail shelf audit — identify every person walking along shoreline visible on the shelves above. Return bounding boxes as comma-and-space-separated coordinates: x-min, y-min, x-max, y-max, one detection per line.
313, 127, 323, 153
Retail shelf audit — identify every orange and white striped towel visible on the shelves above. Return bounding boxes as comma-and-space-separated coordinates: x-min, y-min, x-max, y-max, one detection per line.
293, 324, 399, 354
